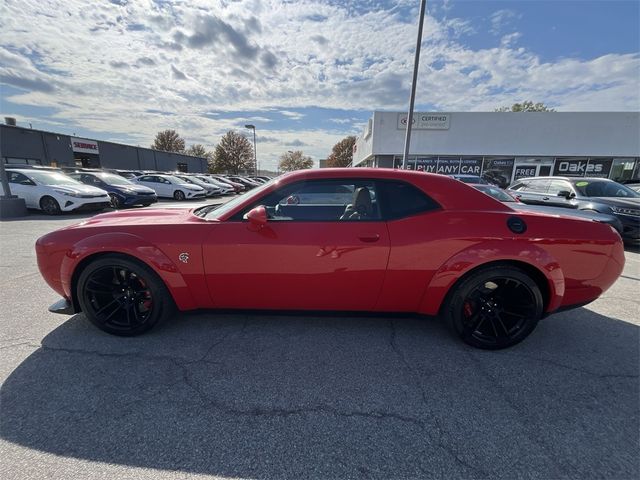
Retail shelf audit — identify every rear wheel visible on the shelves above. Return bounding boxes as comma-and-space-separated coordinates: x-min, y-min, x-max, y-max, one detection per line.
77, 255, 173, 336
173, 190, 186, 201
443, 266, 543, 349
40, 196, 61, 215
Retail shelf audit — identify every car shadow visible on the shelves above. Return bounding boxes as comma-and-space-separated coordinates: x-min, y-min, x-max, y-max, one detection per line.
1, 309, 638, 479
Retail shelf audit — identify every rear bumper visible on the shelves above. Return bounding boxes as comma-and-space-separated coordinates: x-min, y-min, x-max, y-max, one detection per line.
49, 298, 77, 315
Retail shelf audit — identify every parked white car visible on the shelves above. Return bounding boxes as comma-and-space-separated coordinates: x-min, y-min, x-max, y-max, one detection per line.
1, 169, 110, 214
133, 174, 206, 200
194, 175, 235, 195
173, 174, 222, 197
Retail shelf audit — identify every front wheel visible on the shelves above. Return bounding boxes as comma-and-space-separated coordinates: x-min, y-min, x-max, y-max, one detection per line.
40, 196, 61, 215
443, 266, 544, 349
76, 255, 174, 336
108, 193, 122, 209
173, 190, 186, 201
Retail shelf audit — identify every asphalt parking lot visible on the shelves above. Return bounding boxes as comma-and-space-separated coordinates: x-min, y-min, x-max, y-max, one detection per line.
0, 201, 638, 480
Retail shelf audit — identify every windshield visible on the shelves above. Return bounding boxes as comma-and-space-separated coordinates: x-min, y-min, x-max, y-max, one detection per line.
97, 173, 134, 185
574, 180, 640, 198
27, 171, 82, 186
197, 177, 279, 220
162, 175, 187, 184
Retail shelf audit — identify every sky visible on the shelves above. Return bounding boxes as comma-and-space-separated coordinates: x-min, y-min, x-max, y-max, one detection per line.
0, 0, 639, 171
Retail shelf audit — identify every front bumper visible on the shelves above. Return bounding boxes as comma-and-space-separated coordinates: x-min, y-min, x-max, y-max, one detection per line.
618, 216, 640, 244
121, 193, 158, 206
49, 298, 77, 315
70, 201, 111, 212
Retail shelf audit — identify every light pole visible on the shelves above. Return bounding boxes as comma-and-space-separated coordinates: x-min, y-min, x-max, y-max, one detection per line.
402, 0, 427, 169
245, 124, 257, 175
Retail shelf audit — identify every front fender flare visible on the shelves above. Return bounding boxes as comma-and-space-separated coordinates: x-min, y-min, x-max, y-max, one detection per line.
418, 240, 565, 316
60, 232, 198, 311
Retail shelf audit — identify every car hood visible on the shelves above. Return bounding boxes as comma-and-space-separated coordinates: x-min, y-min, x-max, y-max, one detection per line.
64, 208, 204, 230
587, 197, 640, 207
53, 184, 107, 196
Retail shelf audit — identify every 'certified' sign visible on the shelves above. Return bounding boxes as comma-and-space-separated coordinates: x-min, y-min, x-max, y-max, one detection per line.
398, 113, 450, 130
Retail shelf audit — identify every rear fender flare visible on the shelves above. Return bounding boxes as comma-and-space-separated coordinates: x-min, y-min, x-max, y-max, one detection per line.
418, 240, 565, 316
60, 232, 197, 311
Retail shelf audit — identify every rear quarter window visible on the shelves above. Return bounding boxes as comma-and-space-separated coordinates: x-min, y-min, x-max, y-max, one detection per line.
377, 181, 440, 220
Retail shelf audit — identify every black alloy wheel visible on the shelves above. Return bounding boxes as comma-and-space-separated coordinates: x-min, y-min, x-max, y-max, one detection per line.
174, 190, 186, 201
77, 255, 173, 336
444, 266, 543, 349
40, 196, 61, 215
108, 193, 122, 209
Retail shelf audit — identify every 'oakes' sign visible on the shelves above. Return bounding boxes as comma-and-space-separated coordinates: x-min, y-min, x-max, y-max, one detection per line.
553, 159, 611, 178
71, 137, 99, 155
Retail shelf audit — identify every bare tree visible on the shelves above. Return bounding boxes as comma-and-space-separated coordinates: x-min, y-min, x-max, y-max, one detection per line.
279, 150, 314, 172
151, 130, 186, 152
211, 131, 255, 174
326, 136, 356, 168
495, 101, 556, 112
185, 144, 208, 157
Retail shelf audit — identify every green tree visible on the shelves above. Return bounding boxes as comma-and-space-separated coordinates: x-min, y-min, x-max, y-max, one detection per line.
151, 129, 186, 152
279, 150, 314, 172
211, 131, 255, 174
326, 136, 356, 168
495, 101, 556, 112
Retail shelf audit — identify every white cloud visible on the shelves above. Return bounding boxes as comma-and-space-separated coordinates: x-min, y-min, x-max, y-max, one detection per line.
1, 0, 638, 171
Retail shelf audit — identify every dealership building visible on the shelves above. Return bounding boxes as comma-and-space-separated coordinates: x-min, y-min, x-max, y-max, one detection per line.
0, 123, 208, 173
352, 112, 640, 186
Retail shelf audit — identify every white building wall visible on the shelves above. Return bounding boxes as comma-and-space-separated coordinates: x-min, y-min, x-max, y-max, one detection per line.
353, 111, 640, 164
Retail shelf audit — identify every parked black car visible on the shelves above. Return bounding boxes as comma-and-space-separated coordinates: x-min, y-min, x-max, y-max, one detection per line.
473, 184, 624, 235
507, 177, 640, 244
68, 171, 157, 209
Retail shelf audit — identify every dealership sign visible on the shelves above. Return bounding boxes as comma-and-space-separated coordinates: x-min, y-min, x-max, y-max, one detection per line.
553, 158, 611, 178
71, 137, 99, 155
398, 113, 450, 130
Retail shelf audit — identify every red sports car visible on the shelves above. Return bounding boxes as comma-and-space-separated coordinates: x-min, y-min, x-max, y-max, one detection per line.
36, 168, 625, 349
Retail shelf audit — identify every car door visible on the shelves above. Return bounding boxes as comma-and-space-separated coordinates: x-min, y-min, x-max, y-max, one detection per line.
512, 178, 551, 205
7, 171, 38, 207
202, 179, 391, 311
544, 179, 579, 208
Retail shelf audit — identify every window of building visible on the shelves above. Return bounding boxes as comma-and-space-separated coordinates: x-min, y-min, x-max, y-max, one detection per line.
177, 162, 188, 172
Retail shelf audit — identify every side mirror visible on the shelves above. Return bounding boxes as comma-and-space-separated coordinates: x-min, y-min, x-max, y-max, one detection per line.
244, 205, 268, 230
557, 190, 574, 199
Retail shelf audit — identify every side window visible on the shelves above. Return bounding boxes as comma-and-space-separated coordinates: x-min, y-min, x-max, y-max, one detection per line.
509, 181, 528, 191
236, 179, 380, 222
138, 176, 152, 182
547, 180, 573, 195
524, 179, 550, 193
8, 172, 33, 185
376, 181, 440, 220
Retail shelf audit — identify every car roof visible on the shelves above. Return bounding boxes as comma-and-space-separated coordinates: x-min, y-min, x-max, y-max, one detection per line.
515, 176, 614, 183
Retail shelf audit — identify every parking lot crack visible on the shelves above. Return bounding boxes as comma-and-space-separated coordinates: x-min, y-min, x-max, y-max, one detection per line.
387, 319, 491, 478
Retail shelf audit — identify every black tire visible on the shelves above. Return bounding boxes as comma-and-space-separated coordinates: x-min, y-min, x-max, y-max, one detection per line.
173, 190, 186, 201
76, 255, 174, 336
40, 196, 61, 215
443, 266, 543, 349
108, 193, 122, 209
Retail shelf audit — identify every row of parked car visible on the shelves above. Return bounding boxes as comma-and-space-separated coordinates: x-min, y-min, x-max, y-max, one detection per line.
450, 174, 640, 245
0, 165, 271, 214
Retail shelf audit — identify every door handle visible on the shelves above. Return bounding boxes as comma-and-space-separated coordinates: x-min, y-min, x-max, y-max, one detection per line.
542, 196, 549, 200
358, 233, 380, 243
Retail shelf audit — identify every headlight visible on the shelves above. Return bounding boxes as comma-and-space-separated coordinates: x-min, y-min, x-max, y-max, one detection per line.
54, 189, 80, 197
611, 206, 640, 217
